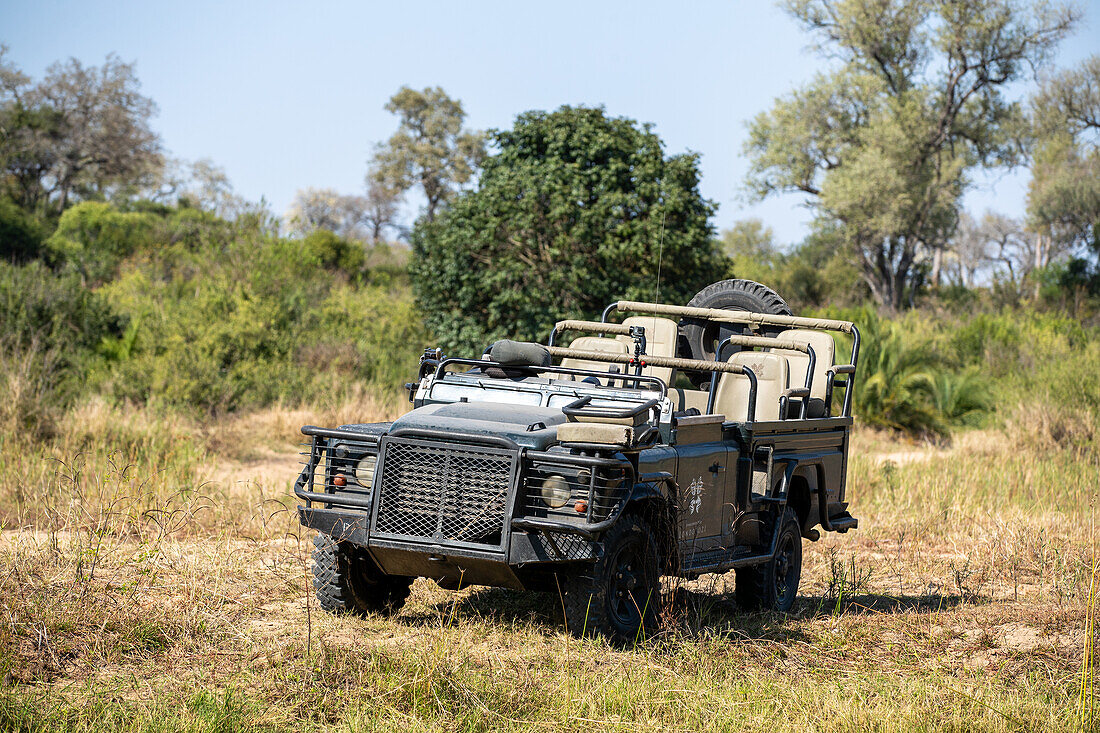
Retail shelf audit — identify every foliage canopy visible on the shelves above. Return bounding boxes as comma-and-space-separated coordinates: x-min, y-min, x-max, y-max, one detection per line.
410, 106, 723, 354
371, 86, 484, 222
745, 0, 1078, 310
1028, 54, 1100, 270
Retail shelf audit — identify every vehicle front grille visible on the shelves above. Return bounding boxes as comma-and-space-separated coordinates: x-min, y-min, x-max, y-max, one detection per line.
372, 437, 517, 548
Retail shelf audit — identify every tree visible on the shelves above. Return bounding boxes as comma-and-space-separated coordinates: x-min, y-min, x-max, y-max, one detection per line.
410, 106, 723, 355
745, 0, 1077, 310
285, 187, 369, 240
721, 219, 785, 289
0, 50, 163, 215
1027, 55, 1100, 271
719, 218, 866, 310
361, 168, 402, 242
184, 159, 242, 219
944, 213, 990, 287
372, 86, 484, 221
946, 211, 1032, 288
721, 219, 780, 263
0, 46, 58, 213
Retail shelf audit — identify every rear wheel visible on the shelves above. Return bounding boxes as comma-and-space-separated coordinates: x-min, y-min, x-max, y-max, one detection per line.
563, 515, 662, 644
679, 279, 792, 388
735, 509, 802, 613
312, 533, 413, 615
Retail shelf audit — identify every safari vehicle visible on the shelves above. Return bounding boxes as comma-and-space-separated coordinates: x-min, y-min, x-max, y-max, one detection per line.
294, 279, 860, 642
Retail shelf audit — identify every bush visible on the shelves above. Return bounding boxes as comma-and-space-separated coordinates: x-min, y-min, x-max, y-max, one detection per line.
46, 201, 159, 284
0, 261, 119, 437
95, 221, 426, 414
816, 306, 996, 437
411, 106, 724, 355
0, 196, 45, 262
303, 229, 365, 275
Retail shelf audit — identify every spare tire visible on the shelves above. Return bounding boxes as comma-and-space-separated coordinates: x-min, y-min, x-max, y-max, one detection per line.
678, 279, 792, 388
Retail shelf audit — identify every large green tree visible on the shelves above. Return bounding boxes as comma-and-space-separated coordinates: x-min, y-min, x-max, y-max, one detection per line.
371, 86, 484, 222
745, 0, 1077, 310
410, 106, 723, 355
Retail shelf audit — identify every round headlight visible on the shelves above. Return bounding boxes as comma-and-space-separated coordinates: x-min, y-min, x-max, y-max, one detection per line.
539, 475, 572, 508
355, 455, 378, 488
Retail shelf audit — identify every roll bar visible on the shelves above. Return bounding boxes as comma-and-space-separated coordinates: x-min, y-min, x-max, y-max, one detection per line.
545, 346, 761, 422
546, 346, 746, 375
608, 300, 855, 333
432, 357, 668, 398
548, 319, 636, 348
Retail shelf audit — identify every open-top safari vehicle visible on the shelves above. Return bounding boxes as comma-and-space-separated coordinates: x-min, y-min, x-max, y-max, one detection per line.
294, 279, 860, 641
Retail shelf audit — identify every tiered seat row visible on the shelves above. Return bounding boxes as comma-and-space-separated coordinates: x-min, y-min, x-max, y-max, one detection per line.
548, 303, 858, 423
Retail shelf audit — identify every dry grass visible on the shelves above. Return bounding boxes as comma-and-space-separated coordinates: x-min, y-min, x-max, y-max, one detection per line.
0, 402, 1097, 731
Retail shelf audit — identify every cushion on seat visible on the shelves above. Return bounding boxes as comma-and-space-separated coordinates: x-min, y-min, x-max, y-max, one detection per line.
488, 339, 552, 367
557, 422, 635, 446
713, 351, 788, 421
558, 336, 629, 377
768, 329, 835, 400
671, 387, 710, 414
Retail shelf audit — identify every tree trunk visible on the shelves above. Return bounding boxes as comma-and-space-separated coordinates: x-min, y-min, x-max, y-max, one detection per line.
1033, 232, 1047, 299
930, 247, 943, 288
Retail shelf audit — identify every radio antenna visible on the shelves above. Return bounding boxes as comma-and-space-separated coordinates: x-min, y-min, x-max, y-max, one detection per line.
653, 209, 666, 306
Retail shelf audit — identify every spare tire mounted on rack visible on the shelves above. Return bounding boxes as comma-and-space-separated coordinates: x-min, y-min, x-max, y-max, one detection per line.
677, 279, 793, 389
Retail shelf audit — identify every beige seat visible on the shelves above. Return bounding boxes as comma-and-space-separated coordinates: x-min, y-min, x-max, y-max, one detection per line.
613, 316, 679, 385
768, 329, 836, 400
713, 352, 788, 422
671, 388, 710, 414
558, 336, 629, 378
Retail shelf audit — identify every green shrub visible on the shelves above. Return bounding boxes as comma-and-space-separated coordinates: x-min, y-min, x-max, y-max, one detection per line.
0, 196, 45, 261
814, 305, 999, 437
303, 229, 365, 275
0, 261, 119, 437
46, 201, 159, 284
932, 368, 992, 427
848, 309, 945, 435
95, 222, 427, 414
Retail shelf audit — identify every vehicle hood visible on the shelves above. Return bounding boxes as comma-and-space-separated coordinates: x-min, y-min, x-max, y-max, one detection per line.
388, 401, 567, 450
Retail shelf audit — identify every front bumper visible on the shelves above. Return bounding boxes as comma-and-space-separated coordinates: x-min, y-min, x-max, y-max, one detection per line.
294, 426, 633, 583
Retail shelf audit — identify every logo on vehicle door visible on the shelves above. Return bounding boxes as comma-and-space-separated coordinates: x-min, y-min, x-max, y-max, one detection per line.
687, 476, 704, 514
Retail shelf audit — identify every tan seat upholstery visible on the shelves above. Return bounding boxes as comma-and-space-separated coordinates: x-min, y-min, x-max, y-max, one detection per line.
614, 316, 679, 385
558, 336, 629, 378
768, 328, 836, 400
713, 352, 788, 422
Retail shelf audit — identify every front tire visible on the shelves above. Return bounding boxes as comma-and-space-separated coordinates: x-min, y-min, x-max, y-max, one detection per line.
562, 515, 662, 644
735, 509, 802, 613
312, 533, 413, 615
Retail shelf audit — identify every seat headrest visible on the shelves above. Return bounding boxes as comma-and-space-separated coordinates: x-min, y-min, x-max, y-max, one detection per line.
488, 340, 551, 368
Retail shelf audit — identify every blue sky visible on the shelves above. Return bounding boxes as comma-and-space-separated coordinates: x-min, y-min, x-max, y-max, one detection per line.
2, 0, 1098, 244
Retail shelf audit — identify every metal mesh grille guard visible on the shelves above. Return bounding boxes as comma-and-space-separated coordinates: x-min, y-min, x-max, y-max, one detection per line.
373, 437, 517, 548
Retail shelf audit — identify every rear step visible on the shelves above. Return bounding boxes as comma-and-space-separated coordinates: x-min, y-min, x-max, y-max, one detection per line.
829, 513, 858, 533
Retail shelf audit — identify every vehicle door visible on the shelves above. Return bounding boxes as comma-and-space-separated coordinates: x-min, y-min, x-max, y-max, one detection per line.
673, 439, 734, 562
